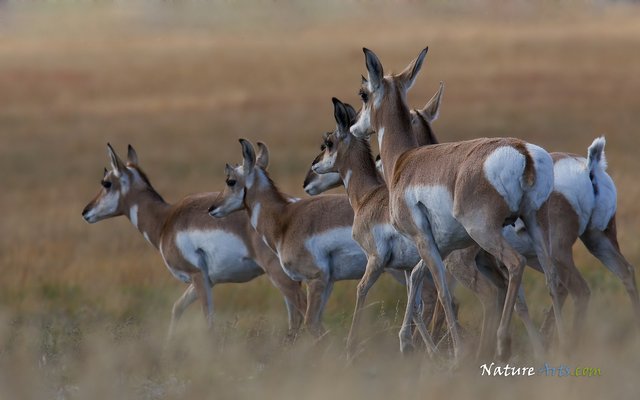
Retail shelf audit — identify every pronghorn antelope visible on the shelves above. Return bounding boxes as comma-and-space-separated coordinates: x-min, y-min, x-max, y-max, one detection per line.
209, 139, 370, 337
81, 144, 307, 341
371, 89, 637, 351
209, 139, 435, 345
304, 88, 464, 354
350, 47, 563, 361
311, 96, 448, 355
505, 137, 640, 338
306, 90, 517, 358
302, 82, 444, 197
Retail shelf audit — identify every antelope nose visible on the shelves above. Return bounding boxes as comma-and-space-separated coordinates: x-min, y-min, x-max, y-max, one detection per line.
81, 209, 92, 222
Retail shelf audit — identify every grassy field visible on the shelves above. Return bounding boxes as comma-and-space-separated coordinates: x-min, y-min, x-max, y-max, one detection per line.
1, 2, 640, 399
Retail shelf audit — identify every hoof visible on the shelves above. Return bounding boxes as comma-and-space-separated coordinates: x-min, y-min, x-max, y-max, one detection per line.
495, 337, 512, 362
400, 341, 416, 355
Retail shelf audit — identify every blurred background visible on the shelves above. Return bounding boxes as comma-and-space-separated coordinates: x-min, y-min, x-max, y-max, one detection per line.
1, 1, 640, 399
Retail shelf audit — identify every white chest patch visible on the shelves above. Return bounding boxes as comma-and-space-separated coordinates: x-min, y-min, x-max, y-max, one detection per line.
304, 227, 367, 281
403, 185, 469, 254
553, 157, 594, 234
251, 203, 261, 229
129, 204, 139, 228
483, 146, 526, 212
175, 229, 260, 283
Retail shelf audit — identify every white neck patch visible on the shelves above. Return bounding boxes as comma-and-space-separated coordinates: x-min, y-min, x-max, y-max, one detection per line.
251, 202, 261, 229
129, 204, 139, 228
344, 169, 352, 190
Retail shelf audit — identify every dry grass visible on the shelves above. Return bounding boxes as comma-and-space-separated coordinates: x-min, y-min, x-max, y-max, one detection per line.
1, 1, 640, 399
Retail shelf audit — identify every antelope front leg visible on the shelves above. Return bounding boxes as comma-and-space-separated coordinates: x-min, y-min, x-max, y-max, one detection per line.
410, 284, 437, 357
265, 265, 307, 342
399, 261, 438, 356
166, 284, 198, 344
411, 222, 464, 362
304, 277, 328, 337
347, 256, 385, 357
192, 271, 214, 330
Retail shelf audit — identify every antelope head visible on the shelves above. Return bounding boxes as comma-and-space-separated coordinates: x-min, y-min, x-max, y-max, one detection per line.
350, 47, 429, 139
311, 98, 358, 175
208, 139, 269, 218
82, 144, 145, 223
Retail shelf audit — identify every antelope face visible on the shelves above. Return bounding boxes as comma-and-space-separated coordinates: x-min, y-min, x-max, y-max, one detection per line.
82, 144, 133, 223
303, 153, 342, 195
311, 97, 357, 175
209, 163, 247, 218
82, 170, 126, 223
350, 81, 377, 139
351, 47, 428, 139
311, 133, 341, 174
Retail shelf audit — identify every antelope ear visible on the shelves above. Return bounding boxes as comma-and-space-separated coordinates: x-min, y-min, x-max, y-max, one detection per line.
363, 48, 383, 91
397, 46, 428, 91
127, 144, 139, 165
256, 141, 270, 169
106, 143, 126, 177
332, 97, 351, 135
343, 103, 358, 125
419, 81, 445, 122
239, 139, 256, 174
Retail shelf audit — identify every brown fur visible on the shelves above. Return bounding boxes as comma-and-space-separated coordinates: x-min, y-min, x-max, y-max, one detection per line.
82, 150, 306, 341
351, 48, 564, 361
212, 146, 370, 337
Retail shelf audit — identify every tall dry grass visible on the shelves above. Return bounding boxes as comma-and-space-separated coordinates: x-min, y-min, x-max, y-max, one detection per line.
1, 2, 640, 399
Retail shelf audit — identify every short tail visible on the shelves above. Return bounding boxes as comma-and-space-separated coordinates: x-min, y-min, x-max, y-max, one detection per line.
587, 136, 607, 196
587, 136, 607, 173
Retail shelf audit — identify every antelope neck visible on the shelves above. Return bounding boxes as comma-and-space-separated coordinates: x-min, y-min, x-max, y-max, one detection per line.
125, 187, 171, 249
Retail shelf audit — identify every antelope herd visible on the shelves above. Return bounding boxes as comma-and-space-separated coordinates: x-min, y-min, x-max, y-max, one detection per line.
82, 47, 639, 363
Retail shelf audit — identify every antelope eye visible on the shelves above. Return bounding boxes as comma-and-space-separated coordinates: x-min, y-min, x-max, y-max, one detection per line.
101, 180, 112, 189
324, 140, 333, 149
359, 89, 369, 103
226, 179, 237, 187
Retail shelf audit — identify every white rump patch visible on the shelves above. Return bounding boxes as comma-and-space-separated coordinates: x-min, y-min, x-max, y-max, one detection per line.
524, 143, 554, 210
553, 157, 594, 234
483, 146, 526, 212
589, 162, 617, 231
